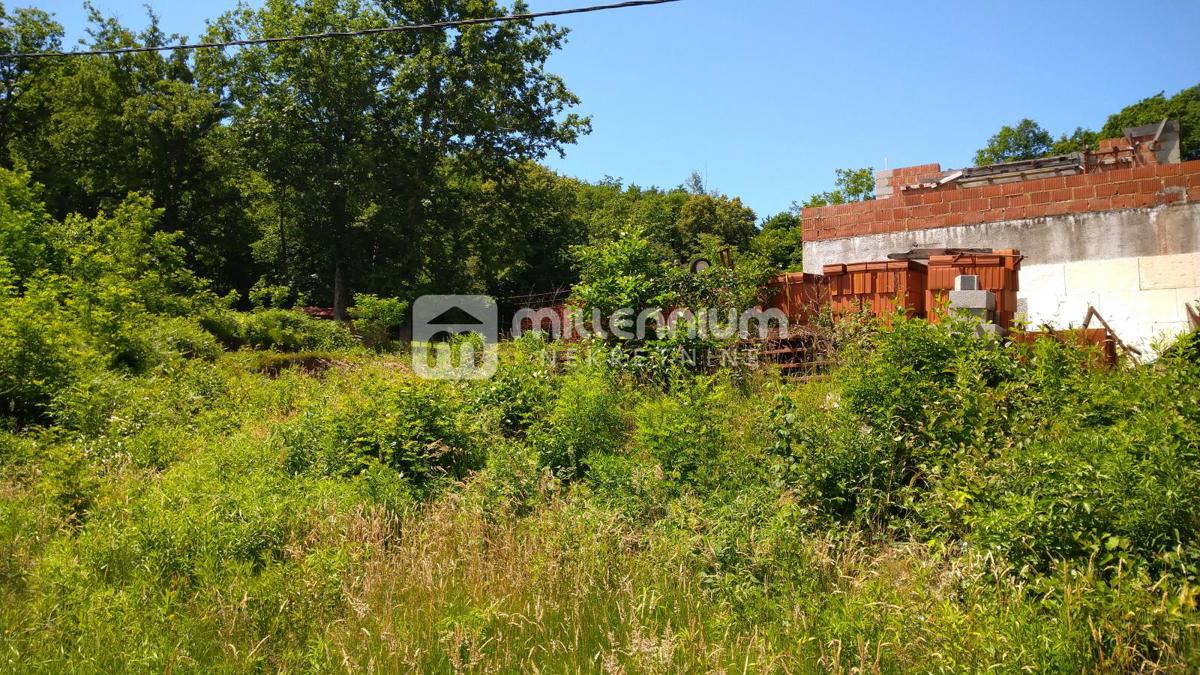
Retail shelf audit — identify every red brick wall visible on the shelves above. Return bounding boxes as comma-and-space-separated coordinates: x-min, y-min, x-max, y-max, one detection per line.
803, 160, 1200, 242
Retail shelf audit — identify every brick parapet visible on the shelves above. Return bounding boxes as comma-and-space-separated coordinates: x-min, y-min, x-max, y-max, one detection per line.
803, 160, 1200, 242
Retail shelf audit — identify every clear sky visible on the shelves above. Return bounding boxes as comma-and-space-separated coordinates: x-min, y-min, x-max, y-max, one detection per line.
29, 0, 1200, 219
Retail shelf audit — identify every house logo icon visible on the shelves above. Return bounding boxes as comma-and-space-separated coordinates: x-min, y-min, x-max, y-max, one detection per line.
412, 295, 499, 379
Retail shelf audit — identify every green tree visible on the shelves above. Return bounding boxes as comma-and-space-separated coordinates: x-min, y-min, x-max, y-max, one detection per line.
974, 119, 1053, 166
564, 175, 757, 262
800, 167, 874, 208
750, 212, 803, 271
1049, 126, 1098, 156
432, 160, 586, 298
1100, 84, 1200, 161
674, 193, 757, 258
6, 6, 257, 296
202, 0, 588, 318
0, 3, 62, 161
570, 227, 674, 320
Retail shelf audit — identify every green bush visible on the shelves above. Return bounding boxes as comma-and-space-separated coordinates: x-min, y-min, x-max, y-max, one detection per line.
0, 169, 225, 425
238, 309, 356, 352
37, 444, 98, 527
769, 314, 1200, 583
467, 440, 545, 519
280, 377, 479, 487
248, 280, 306, 309
0, 285, 93, 426
197, 308, 245, 349
531, 363, 629, 479
633, 378, 725, 485
349, 293, 409, 350
472, 334, 556, 437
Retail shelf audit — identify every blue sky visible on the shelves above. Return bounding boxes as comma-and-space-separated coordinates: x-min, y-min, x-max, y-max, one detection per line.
31, 0, 1200, 218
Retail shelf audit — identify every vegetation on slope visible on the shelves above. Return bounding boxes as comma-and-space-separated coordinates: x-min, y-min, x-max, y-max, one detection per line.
2, 302, 1199, 670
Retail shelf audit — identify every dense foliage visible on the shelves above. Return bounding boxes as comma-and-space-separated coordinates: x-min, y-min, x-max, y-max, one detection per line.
3, 2, 1200, 670
976, 83, 1199, 165
2, 305, 1199, 669
0, 0, 805, 320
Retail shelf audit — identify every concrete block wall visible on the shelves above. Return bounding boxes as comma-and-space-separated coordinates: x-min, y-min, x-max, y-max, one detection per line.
803, 145, 1200, 353
874, 169, 894, 199
801, 201, 1200, 355
1019, 253, 1200, 351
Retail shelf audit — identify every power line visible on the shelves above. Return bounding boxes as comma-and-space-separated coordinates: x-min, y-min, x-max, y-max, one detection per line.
1, 0, 682, 60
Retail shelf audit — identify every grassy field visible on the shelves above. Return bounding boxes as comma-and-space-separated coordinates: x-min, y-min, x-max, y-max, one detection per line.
2, 324, 1200, 673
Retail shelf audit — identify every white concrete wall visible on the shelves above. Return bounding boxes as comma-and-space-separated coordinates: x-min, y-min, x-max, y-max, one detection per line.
802, 202, 1200, 354
1018, 253, 1200, 352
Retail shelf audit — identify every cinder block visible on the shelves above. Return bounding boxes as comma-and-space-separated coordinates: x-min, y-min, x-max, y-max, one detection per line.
1019, 292, 1065, 326
1064, 257, 1140, 293
1020, 264, 1066, 296
954, 307, 992, 321
955, 275, 980, 291
1176, 287, 1200, 310
1138, 253, 1200, 290
1143, 288, 1185, 323
1058, 292, 1102, 324
975, 323, 1005, 339
1152, 322, 1189, 344
949, 290, 996, 311
1098, 289, 1182, 326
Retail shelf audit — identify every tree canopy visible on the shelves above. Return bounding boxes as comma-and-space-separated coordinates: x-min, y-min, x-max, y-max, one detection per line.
1100, 85, 1200, 162
799, 167, 875, 209
5, 0, 1193, 319
974, 119, 1054, 166
974, 83, 1199, 166
0, 0, 806, 316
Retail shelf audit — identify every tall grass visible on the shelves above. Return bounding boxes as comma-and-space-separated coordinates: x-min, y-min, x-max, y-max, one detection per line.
1, 326, 1198, 672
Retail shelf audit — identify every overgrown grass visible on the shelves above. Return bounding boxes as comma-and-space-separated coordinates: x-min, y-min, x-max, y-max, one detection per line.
1, 321, 1199, 672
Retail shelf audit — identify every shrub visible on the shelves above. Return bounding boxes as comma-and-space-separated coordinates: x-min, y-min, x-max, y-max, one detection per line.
531, 364, 629, 479
770, 315, 1200, 585
472, 334, 556, 437
570, 228, 675, 320
632, 378, 725, 485
38, 444, 99, 527
0, 170, 227, 425
0, 168, 54, 285
197, 306, 244, 349
0, 286, 93, 427
249, 280, 305, 309
238, 309, 356, 352
936, 354, 1200, 578
280, 377, 479, 487
467, 440, 545, 519
350, 294, 409, 350
145, 317, 223, 363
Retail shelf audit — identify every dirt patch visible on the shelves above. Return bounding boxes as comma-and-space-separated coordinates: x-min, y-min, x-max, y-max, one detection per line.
253, 353, 345, 378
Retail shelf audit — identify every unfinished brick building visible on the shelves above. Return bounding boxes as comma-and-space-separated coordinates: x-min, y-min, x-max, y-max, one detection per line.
801, 121, 1200, 352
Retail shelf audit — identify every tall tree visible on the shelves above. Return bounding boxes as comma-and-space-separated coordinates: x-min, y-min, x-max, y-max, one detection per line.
800, 167, 874, 208
201, 0, 588, 318
751, 211, 803, 272
673, 192, 757, 256
5, 6, 257, 295
974, 119, 1054, 166
0, 3, 62, 162
1101, 84, 1200, 162
1049, 127, 1098, 156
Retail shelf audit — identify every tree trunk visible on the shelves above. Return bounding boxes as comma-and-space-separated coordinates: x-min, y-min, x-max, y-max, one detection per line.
332, 186, 349, 321
333, 260, 347, 321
